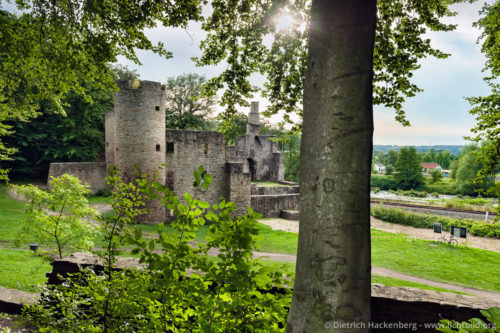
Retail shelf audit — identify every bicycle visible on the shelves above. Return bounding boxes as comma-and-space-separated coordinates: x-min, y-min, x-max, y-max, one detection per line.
438, 234, 458, 246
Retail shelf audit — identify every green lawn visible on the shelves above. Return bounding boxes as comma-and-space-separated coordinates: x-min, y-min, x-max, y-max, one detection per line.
135, 224, 500, 292
87, 195, 114, 205
371, 230, 500, 292
1, 185, 499, 293
251, 226, 500, 292
0, 185, 27, 243
0, 248, 51, 292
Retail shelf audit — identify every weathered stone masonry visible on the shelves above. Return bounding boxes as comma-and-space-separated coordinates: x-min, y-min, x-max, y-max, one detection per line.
108, 80, 166, 223
48, 80, 287, 222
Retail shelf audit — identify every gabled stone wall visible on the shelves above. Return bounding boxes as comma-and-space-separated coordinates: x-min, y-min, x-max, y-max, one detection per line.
164, 130, 227, 218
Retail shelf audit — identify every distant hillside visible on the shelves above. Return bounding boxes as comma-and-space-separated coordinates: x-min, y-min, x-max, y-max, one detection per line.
373, 145, 463, 155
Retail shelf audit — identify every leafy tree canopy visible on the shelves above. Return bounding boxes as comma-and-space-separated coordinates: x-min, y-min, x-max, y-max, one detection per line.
0, 0, 203, 178
2, 65, 139, 180
450, 144, 495, 195
164, 73, 216, 130
196, 0, 470, 133
466, 1, 500, 179
394, 146, 423, 189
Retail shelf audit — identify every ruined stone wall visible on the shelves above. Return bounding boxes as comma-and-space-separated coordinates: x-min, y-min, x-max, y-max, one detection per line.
251, 193, 299, 218
165, 130, 227, 215
246, 101, 260, 136
104, 110, 115, 172
225, 162, 251, 216
113, 80, 166, 223
251, 185, 299, 195
47, 162, 107, 193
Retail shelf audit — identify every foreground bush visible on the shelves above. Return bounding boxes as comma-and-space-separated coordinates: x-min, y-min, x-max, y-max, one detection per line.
370, 175, 399, 190
11, 174, 98, 258
371, 205, 500, 239
22, 167, 293, 332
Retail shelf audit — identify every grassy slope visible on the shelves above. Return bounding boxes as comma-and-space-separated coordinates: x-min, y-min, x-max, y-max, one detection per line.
0, 249, 51, 292
0, 185, 27, 243
1, 186, 499, 292
132, 223, 500, 292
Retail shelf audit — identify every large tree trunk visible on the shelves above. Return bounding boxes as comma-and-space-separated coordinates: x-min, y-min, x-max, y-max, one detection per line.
286, 1, 377, 331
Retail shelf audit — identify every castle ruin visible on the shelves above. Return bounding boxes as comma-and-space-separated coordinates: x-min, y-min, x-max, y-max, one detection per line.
48, 80, 297, 222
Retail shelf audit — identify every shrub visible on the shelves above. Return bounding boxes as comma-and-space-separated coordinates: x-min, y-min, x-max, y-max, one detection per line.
22, 166, 293, 332
371, 205, 500, 239
11, 174, 98, 258
437, 307, 499, 332
371, 175, 399, 190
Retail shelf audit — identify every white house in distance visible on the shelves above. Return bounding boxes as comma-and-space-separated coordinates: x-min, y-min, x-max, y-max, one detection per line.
374, 163, 386, 173
420, 162, 442, 174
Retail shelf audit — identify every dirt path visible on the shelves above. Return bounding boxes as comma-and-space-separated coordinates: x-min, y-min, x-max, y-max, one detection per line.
259, 217, 500, 252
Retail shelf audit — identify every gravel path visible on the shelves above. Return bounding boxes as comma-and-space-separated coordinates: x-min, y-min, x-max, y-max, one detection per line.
259, 217, 500, 252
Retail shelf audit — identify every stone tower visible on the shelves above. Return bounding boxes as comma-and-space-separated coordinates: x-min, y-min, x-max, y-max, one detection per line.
246, 101, 260, 136
111, 80, 166, 223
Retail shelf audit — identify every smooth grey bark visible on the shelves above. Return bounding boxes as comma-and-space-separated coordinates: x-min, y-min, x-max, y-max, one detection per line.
286, 1, 377, 332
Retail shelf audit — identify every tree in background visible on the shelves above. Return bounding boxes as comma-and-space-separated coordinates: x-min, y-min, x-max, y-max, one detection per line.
164, 73, 216, 130
430, 168, 444, 184
2, 65, 138, 180
436, 150, 454, 169
218, 112, 248, 145
421, 148, 437, 163
0, 1, 202, 180
394, 147, 423, 189
466, 1, 500, 180
387, 149, 399, 168
270, 129, 300, 182
451, 144, 494, 195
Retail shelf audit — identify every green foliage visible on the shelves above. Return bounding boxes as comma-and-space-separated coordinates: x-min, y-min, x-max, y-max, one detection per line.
219, 112, 248, 145
196, 0, 466, 132
23, 166, 293, 332
2, 64, 139, 180
394, 146, 423, 189
440, 197, 495, 211
450, 145, 495, 195
270, 129, 300, 182
371, 174, 399, 190
465, 1, 500, 180
437, 307, 500, 332
11, 174, 98, 258
0, 1, 202, 179
371, 205, 500, 239
430, 168, 444, 183
164, 73, 216, 130
3, 88, 110, 179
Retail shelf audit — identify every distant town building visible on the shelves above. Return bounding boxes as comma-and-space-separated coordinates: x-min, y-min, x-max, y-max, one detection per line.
374, 163, 386, 173
420, 162, 442, 174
